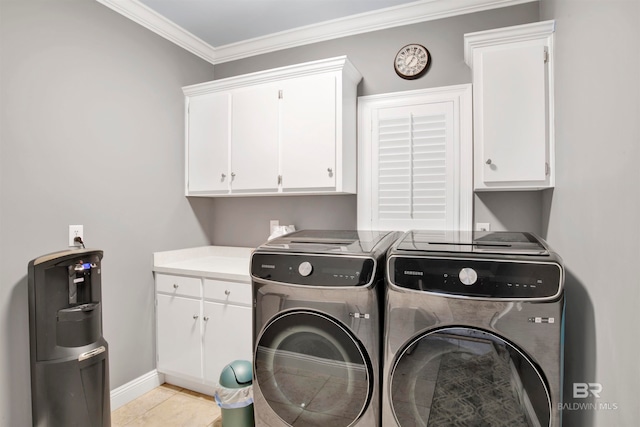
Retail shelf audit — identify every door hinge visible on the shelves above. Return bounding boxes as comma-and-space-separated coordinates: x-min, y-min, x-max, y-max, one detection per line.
278, 175, 282, 185
545, 162, 550, 176
544, 48, 549, 63
278, 89, 283, 99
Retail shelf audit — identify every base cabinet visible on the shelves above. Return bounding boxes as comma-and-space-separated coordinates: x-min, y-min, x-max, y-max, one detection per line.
202, 302, 252, 386
155, 273, 252, 392
156, 294, 202, 381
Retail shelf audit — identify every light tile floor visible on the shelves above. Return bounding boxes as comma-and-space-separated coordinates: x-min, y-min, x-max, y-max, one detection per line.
111, 384, 222, 427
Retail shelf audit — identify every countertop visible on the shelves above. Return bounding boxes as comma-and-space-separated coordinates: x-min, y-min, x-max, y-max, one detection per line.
153, 245, 254, 283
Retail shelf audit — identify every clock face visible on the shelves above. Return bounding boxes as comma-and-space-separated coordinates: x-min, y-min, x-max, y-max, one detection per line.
394, 44, 430, 79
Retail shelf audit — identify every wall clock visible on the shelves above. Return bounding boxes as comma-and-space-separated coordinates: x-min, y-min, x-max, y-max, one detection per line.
394, 44, 430, 80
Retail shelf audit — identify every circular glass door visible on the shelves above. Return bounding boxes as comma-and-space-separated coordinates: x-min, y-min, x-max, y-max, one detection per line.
390, 327, 551, 427
255, 310, 372, 426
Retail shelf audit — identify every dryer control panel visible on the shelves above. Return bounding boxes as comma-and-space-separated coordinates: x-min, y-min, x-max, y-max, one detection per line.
251, 253, 376, 287
389, 256, 563, 300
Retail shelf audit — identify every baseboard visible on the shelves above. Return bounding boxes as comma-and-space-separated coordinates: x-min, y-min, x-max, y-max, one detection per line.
163, 374, 216, 397
110, 369, 165, 411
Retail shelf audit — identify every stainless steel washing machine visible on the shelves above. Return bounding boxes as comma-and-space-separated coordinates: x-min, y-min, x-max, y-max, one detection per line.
383, 230, 565, 427
250, 229, 400, 427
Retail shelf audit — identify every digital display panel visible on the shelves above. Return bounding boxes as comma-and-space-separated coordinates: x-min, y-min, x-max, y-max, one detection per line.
389, 256, 562, 299
251, 253, 375, 287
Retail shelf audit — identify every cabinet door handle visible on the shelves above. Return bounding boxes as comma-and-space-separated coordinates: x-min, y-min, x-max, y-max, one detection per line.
173, 284, 179, 289
485, 159, 492, 165
231, 172, 236, 178
225, 290, 231, 296
203, 316, 209, 321
193, 314, 199, 319
221, 173, 226, 180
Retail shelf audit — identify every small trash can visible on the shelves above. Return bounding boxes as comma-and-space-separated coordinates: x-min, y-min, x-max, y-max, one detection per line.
215, 360, 254, 427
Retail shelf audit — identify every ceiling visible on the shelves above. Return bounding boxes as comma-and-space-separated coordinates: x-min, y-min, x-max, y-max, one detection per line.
96, 0, 532, 64
136, 0, 417, 47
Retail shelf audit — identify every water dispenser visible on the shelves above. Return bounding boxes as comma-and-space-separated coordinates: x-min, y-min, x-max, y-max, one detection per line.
28, 249, 110, 426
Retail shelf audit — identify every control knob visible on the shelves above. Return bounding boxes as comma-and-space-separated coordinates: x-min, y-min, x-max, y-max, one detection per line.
459, 267, 478, 286
298, 261, 313, 277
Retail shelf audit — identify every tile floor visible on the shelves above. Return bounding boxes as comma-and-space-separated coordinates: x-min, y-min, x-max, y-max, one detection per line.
111, 384, 222, 427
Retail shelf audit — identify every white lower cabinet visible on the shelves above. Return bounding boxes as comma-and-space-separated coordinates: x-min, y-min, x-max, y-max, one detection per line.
155, 273, 252, 391
156, 294, 202, 381
202, 301, 252, 386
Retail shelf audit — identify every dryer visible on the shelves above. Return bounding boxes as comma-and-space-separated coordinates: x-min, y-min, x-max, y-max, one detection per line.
251, 229, 400, 427
383, 230, 564, 427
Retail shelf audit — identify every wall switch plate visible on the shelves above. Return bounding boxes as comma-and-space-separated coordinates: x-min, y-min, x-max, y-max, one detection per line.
476, 222, 491, 232
69, 225, 84, 247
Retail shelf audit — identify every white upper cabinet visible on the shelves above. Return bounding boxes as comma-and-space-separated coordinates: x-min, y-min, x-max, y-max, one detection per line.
231, 83, 280, 192
280, 73, 337, 192
465, 21, 555, 191
183, 56, 362, 196
186, 92, 230, 193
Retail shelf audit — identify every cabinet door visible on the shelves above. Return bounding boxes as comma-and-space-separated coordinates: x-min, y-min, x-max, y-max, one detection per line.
231, 85, 280, 192
156, 294, 202, 380
280, 74, 337, 191
474, 42, 548, 187
202, 301, 252, 385
187, 93, 231, 194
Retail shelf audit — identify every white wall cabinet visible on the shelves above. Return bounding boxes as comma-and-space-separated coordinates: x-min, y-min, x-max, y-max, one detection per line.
183, 56, 361, 196
155, 273, 252, 393
465, 21, 555, 191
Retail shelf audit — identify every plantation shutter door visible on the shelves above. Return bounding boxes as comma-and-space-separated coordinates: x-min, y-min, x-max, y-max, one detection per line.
372, 102, 455, 231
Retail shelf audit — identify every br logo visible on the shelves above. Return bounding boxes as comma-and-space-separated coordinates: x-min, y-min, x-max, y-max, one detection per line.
573, 383, 602, 398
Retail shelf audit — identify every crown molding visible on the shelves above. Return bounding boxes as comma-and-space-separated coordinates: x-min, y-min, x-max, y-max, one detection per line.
463, 19, 555, 67
182, 56, 362, 96
96, 0, 217, 63
96, 0, 536, 65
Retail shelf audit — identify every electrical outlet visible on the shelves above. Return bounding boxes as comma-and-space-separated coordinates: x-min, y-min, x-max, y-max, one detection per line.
476, 222, 491, 232
69, 225, 84, 247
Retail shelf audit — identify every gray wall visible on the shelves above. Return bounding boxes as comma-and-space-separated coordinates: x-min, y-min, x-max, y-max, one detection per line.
0, 0, 214, 424
210, 3, 542, 247
540, 1, 639, 426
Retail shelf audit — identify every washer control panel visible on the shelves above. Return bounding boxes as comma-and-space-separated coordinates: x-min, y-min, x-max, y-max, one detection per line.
251, 253, 376, 287
390, 256, 562, 299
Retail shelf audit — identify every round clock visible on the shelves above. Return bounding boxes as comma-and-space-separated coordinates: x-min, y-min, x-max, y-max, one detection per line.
394, 44, 430, 79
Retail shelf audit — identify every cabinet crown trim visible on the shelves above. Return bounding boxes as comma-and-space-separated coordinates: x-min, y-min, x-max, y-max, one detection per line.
464, 20, 555, 67
183, 56, 362, 96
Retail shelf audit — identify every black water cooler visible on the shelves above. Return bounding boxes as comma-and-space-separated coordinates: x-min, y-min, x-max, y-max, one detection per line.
28, 249, 110, 427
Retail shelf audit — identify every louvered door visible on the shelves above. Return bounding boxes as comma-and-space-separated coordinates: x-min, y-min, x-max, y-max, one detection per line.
374, 103, 454, 230
357, 85, 473, 232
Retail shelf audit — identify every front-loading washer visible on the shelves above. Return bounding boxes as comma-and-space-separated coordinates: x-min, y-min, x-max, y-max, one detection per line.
383, 230, 565, 427
250, 229, 400, 427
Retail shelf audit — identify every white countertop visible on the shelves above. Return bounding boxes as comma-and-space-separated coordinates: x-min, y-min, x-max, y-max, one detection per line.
153, 246, 254, 283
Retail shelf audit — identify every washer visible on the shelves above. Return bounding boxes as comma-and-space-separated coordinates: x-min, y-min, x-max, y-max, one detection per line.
383, 230, 565, 427
251, 229, 400, 427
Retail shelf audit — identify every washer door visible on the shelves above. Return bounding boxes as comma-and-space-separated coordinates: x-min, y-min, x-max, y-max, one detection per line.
255, 310, 372, 426
390, 327, 550, 427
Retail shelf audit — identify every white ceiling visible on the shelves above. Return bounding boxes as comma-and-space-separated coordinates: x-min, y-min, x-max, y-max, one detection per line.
96, 0, 533, 64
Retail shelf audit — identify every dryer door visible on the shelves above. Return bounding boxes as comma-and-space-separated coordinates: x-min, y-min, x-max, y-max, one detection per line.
255, 310, 372, 426
390, 327, 551, 427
